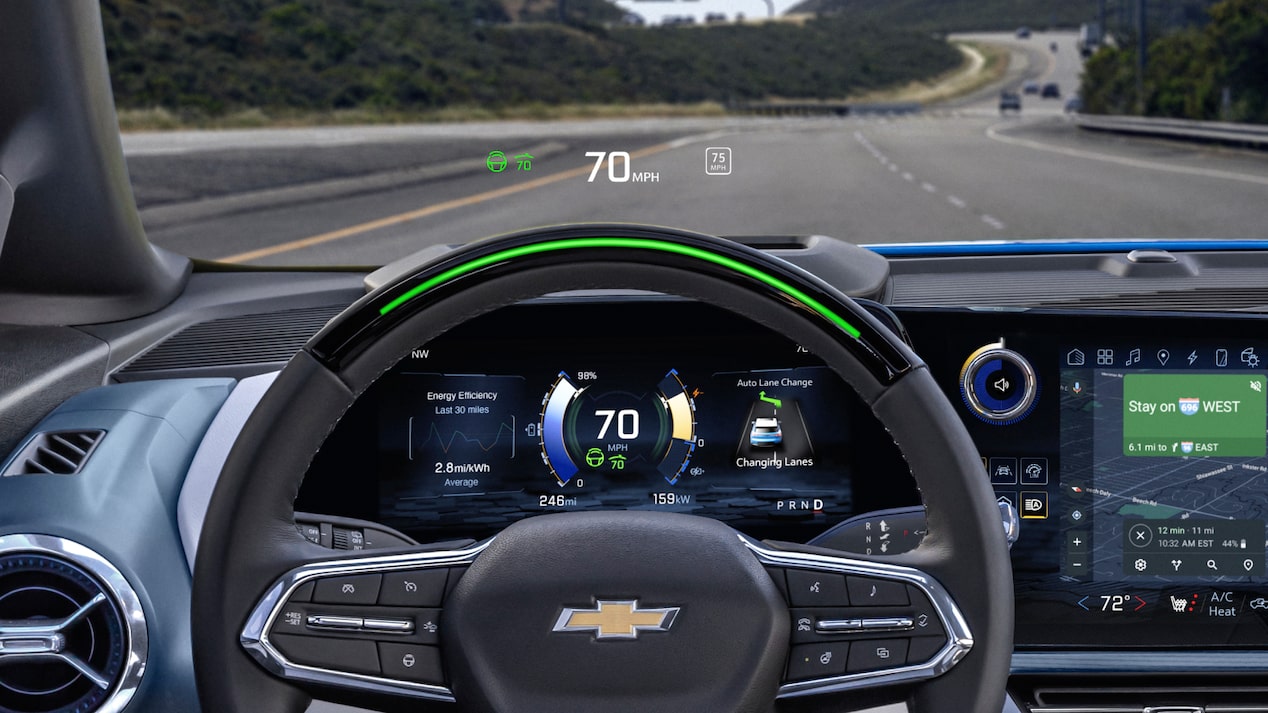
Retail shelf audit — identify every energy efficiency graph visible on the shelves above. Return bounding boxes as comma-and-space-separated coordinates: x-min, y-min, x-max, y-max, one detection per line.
394, 373, 528, 477
408, 415, 517, 460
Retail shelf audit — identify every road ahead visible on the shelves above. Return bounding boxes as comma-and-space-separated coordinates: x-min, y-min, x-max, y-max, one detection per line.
126, 32, 1268, 266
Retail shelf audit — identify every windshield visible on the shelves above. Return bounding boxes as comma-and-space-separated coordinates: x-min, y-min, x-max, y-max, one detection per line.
102, 0, 1268, 266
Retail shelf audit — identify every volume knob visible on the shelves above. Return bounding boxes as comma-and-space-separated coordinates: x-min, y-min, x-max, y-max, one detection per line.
959, 342, 1037, 424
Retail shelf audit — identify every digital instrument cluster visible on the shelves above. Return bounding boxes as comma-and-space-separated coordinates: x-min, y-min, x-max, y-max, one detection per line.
299, 300, 915, 544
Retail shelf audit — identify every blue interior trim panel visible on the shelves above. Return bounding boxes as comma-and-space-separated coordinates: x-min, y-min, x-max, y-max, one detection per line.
0, 378, 234, 712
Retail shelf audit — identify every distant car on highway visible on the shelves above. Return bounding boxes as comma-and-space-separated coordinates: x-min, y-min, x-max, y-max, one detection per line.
1022, 80, 1040, 95
1064, 96, 1083, 113
1016, 26, 1031, 38
1041, 82, 1061, 99
749, 417, 783, 447
999, 91, 1022, 113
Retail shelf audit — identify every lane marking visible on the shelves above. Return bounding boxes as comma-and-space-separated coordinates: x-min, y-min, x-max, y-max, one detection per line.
921, 182, 938, 193
981, 214, 1006, 230
947, 195, 967, 208
986, 121, 1268, 187
217, 141, 681, 263
902, 171, 915, 182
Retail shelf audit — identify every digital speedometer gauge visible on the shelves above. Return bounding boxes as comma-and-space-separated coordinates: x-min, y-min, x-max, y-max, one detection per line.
539, 370, 697, 486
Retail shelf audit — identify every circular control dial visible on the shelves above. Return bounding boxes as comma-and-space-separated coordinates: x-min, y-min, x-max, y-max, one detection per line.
958, 342, 1038, 424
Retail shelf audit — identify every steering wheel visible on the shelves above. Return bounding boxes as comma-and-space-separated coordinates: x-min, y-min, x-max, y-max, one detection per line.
193, 225, 1012, 713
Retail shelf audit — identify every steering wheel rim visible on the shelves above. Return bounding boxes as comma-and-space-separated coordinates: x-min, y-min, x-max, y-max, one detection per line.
193, 224, 1012, 713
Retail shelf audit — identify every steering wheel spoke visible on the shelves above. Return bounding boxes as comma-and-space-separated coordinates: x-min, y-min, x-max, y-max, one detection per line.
240, 542, 487, 704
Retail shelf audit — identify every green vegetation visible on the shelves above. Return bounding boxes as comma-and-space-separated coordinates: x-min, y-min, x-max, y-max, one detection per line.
787, 0, 1099, 32
1081, 0, 1268, 123
100, 0, 959, 121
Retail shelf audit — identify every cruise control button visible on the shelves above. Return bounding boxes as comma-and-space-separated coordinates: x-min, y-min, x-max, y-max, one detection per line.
314, 574, 382, 605
406, 609, 441, 644
380, 569, 447, 607
787, 570, 848, 607
907, 636, 946, 664
272, 633, 379, 675
379, 643, 444, 684
846, 638, 909, 673
786, 642, 849, 681
847, 576, 908, 606
270, 604, 310, 635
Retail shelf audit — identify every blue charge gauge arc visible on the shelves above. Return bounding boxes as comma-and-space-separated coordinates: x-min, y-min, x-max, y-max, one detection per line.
539, 370, 697, 486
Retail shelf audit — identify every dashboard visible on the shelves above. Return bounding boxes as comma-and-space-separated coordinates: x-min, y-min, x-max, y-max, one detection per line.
11, 239, 1268, 713
301, 300, 1268, 653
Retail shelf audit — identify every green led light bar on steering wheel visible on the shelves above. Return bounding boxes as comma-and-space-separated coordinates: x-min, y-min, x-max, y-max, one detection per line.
377, 237, 863, 340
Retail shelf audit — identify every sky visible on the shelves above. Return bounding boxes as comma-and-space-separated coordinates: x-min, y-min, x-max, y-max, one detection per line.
611, 0, 806, 24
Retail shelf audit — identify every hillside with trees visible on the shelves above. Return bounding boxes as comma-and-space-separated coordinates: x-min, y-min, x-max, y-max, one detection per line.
1080, 0, 1268, 123
99, 0, 960, 119
787, 0, 1099, 32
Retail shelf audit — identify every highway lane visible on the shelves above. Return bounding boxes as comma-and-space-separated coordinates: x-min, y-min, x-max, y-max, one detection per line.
131, 32, 1268, 266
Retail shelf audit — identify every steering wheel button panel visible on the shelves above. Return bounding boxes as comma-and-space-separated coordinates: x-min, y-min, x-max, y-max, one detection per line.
847, 576, 909, 606
787, 642, 849, 681
750, 542, 970, 698
380, 569, 447, 607
242, 546, 486, 703
314, 573, 382, 605
786, 569, 848, 607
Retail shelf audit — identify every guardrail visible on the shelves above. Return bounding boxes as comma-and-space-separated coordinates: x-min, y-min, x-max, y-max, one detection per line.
729, 101, 921, 117
1074, 113, 1268, 149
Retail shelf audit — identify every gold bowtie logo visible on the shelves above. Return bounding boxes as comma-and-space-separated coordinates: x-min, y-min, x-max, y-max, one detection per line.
552, 600, 680, 640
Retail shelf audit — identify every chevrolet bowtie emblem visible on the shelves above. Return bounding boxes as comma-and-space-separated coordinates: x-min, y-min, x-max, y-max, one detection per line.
552, 600, 680, 640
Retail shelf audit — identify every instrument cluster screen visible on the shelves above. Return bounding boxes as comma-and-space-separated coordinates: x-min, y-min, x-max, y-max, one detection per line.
301, 300, 914, 544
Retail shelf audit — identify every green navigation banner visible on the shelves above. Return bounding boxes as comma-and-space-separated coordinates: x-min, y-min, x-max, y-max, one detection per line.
1123, 373, 1267, 457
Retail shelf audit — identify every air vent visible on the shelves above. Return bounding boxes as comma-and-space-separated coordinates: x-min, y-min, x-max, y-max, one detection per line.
0, 535, 146, 713
119, 304, 346, 374
2, 431, 104, 477
1016, 680, 1268, 713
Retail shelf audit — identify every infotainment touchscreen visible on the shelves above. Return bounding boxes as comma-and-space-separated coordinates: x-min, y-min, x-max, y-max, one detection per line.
1021, 343, 1268, 647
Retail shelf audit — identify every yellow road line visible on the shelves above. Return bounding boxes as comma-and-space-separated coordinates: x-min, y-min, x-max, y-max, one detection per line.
218, 141, 676, 263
